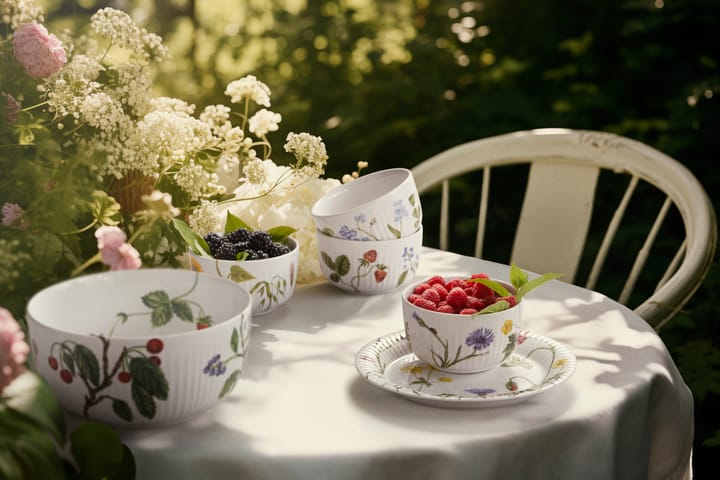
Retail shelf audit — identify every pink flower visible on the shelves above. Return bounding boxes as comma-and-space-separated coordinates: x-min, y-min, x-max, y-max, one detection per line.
1, 93, 21, 124
95, 226, 142, 271
12, 22, 67, 79
0, 307, 30, 394
1, 202, 24, 226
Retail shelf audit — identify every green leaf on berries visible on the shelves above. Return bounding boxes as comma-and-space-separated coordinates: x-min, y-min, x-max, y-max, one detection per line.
231, 327, 239, 354
229, 264, 255, 282
515, 272, 563, 301
74, 345, 100, 387
129, 357, 169, 401
171, 218, 210, 256
470, 278, 510, 297
334, 255, 351, 276
142, 290, 170, 309
235, 251, 249, 261
509, 264, 529, 290
267, 226, 296, 242
478, 300, 510, 314
387, 225, 401, 239
224, 211, 252, 233
171, 299, 194, 322
219, 370, 241, 399
112, 400, 133, 423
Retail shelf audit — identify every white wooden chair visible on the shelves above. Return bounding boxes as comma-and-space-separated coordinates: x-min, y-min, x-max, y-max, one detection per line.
411, 128, 717, 330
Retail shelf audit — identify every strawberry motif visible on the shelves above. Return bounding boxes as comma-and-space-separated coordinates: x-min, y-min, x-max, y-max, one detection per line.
363, 250, 378, 262
374, 269, 387, 283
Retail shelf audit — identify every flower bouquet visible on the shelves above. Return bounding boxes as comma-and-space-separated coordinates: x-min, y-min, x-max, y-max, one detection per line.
1, 0, 360, 477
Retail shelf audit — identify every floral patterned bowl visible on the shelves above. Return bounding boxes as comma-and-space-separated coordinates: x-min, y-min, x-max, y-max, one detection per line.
189, 238, 299, 317
311, 168, 422, 241
25, 269, 252, 427
402, 277, 522, 374
316, 226, 422, 294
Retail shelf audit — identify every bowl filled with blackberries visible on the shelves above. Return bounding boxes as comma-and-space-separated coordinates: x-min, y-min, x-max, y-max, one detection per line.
176, 214, 299, 317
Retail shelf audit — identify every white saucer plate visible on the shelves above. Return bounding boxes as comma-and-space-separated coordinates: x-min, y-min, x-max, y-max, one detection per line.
355, 330, 576, 408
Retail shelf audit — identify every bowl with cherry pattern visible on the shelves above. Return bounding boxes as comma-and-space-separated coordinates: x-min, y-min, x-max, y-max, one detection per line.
26, 268, 252, 427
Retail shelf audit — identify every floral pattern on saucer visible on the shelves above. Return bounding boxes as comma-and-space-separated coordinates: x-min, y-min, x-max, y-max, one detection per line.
355, 330, 576, 408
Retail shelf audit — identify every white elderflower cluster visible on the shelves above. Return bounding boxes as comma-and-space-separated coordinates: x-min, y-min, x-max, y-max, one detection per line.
248, 109, 281, 137
174, 163, 226, 201
284, 132, 329, 177
90, 8, 169, 61
1, 0, 43, 28
225, 75, 271, 106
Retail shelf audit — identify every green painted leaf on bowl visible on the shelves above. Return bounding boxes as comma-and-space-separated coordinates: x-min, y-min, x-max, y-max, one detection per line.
74, 345, 100, 387
229, 264, 255, 282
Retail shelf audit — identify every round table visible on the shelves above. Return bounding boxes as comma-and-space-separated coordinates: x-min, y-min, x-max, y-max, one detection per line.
120, 247, 693, 480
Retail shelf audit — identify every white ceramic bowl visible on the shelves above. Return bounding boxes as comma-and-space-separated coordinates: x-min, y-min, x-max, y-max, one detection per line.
402, 276, 522, 373
316, 226, 422, 294
311, 168, 422, 241
190, 238, 298, 316
26, 269, 252, 427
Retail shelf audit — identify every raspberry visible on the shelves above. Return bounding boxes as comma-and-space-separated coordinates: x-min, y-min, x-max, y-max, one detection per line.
407, 294, 423, 304
445, 279, 463, 290
437, 304, 455, 314
460, 308, 478, 315
412, 297, 438, 311
465, 296, 487, 310
470, 273, 489, 280
499, 295, 518, 307
471, 282, 494, 299
446, 287, 468, 310
421, 288, 441, 303
413, 283, 432, 295
426, 275, 445, 287
431, 283, 449, 300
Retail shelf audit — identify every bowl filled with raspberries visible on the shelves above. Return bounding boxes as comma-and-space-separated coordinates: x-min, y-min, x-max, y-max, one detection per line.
402, 266, 561, 374
185, 217, 299, 316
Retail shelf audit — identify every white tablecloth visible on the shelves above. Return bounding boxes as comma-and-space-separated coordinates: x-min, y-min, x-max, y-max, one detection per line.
119, 247, 693, 480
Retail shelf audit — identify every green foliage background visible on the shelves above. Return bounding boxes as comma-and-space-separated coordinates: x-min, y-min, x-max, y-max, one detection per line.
47, 0, 719, 475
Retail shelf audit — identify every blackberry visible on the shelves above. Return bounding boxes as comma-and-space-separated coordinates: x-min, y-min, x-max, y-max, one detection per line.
203, 232, 223, 255
226, 228, 252, 243
215, 241, 240, 260
245, 249, 269, 261
249, 230, 273, 251
268, 242, 290, 258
